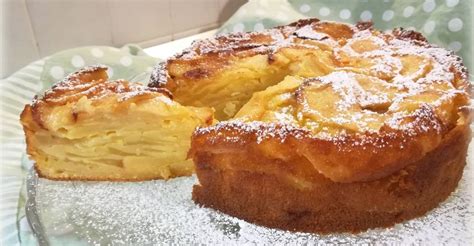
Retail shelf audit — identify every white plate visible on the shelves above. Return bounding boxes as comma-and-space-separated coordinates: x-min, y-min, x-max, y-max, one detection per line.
26, 155, 474, 245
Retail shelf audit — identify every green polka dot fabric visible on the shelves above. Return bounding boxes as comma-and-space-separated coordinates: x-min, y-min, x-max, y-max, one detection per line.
219, 0, 472, 71
40, 45, 158, 93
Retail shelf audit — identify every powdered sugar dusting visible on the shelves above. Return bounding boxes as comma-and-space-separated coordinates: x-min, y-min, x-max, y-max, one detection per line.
193, 22, 469, 143
28, 161, 474, 244
294, 25, 330, 41
195, 120, 308, 144
149, 20, 470, 145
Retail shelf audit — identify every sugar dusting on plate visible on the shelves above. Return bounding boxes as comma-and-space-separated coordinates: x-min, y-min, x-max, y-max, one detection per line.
30, 161, 473, 245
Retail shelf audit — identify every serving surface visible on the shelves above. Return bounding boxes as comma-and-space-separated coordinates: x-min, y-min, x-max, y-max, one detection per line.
27, 156, 474, 244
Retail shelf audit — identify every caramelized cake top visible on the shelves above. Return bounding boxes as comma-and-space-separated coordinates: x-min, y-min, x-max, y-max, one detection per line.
38, 65, 172, 106
150, 19, 468, 88
22, 66, 177, 131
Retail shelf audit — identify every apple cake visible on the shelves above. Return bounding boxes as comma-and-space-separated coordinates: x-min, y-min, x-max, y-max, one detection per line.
20, 17, 471, 233
20, 65, 213, 181
151, 19, 471, 233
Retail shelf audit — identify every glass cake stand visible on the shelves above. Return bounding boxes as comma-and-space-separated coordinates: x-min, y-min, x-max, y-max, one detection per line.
26, 152, 473, 245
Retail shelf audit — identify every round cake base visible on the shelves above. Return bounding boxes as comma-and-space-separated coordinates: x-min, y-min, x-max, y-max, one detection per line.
192, 124, 470, 233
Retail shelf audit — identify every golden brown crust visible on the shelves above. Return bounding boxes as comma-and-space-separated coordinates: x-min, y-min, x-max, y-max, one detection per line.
190, 108, 449, 183
41, 65, 171, 104
49, 67, 168, 112
192, 122, 471, 233
28, 65, 172, 130
189, 72, 470, 183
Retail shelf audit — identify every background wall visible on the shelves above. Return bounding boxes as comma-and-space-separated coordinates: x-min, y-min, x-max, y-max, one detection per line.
0, 0, 246, 79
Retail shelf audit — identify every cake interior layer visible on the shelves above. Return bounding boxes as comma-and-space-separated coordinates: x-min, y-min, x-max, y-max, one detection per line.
169, 46, 335, 120
29, 98, 212, 181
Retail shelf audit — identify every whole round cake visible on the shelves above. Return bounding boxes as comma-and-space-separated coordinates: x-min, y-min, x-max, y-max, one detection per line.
151, 19, 472, 233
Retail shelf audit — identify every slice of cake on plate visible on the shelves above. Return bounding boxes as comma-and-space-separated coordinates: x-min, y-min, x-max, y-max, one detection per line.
21, 65, 213, 181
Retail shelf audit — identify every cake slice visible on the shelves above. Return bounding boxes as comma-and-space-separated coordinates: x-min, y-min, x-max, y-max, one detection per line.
20, 65, 213, 181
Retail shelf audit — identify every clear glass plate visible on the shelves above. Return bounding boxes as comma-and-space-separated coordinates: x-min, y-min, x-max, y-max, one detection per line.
25, 152, 473, 246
